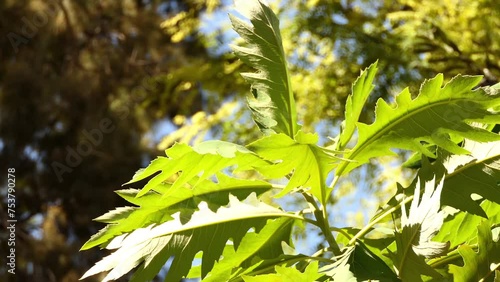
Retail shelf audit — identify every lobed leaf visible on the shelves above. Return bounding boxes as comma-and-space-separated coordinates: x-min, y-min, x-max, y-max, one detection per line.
248, 131, 338, 203
81, 174, 272, 250
392, 177, 448, 281
81, 193, 295, 281
439, 139, 500, 216
336, 74, 500, 176
230, 0, 298, 137
449, 221, 500, 281
242, 261, 322, 282
337, 61, 379, 150
434, 200, 500, 250
125, 140, 268, 197
203, 217, 295, 281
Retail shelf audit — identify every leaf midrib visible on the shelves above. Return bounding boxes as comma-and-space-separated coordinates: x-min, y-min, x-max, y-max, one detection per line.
146, 212, 304, 242
336, 97, 476, 177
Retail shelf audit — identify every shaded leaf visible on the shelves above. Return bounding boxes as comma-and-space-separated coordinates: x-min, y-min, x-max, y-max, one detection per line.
392, 177, 448, 281
434, 200, 500, 250
440, 139, 500, 217
449, 221, 500, 282
242, 261, 322, 282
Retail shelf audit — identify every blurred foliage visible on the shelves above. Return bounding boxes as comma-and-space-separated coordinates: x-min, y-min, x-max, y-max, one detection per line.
0, 0, 498, 281
0, 0, 245, 281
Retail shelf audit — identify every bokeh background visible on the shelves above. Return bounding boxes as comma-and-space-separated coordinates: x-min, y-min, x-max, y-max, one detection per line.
0, 0, 498, 281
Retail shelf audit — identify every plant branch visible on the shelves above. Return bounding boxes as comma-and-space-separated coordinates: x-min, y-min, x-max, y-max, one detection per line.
302, 192, 342, 255
348, 195, 414, 245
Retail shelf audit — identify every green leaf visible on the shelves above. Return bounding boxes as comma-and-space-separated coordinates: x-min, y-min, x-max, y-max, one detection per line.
374, 138, 500, 231
337, 61, 378, 150
203, 217, 294, 281
449, 221, 500, 282
440, 139, 500, 217
392, 177, 448, 281
81, 175, 272, 250
125, 140, 268, 197
349, 241, 399, 281
242, 261, 323, 282
80, 193, 296, 282
434, 200, 500, 250
336, 74, 500, 176
319, 241, 398, 281
230, 0, 298, 137
248, 131, 338, 203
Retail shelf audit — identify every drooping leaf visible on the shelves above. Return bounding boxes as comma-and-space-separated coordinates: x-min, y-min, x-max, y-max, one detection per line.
230, 0, 298, 137
125, 140, 268, 197
449, 221, 500, 282
81, 174, 272, 250
392, 177, 449, 281
248, 131, 338, 203
336, 74, 500, 176
203, 217, 295, 281
337, 61, 378, 150
81, 193, 296, 282
242, 261, 323, 282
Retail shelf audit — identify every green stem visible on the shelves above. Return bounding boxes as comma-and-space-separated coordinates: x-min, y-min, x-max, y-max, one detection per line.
302, 192, 341, 256
234, 255, 333, 279
348, 195, 413, 245
429, 245, 477, 268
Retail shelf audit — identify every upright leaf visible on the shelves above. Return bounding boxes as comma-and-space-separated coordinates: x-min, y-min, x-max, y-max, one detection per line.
449, 221, 500, 282
336, 74, 500, 176
230, 0, 298, 137
337, 61, 378, 150
80, 193, 296, 282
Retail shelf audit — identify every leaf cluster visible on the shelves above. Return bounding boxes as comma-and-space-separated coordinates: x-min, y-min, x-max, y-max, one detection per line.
81, 1, 500, 281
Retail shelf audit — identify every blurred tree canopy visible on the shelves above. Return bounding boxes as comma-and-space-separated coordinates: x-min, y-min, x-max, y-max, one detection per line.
0, 0, 498, 281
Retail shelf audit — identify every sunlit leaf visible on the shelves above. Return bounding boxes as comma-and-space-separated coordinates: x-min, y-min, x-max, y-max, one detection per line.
336, 75, 500, 176
230, 0, 299, 137
337, 61, 378, 150
248, 131, 338, 203
81, 174, 273, 250
203, 217, 295, 281
81, 193, 295, 281
125, 140, 268, 197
